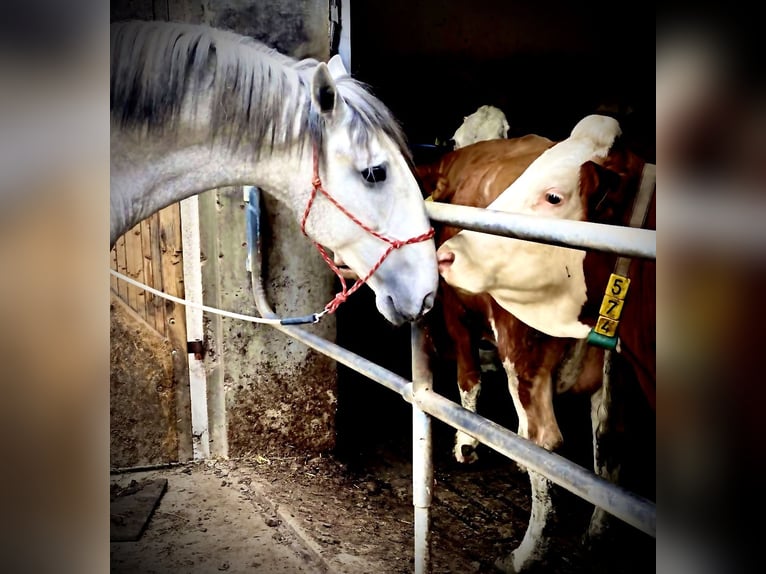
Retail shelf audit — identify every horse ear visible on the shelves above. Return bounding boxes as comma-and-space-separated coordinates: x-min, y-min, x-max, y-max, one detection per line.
311, 62, 345, 119
327, 54, 348, 79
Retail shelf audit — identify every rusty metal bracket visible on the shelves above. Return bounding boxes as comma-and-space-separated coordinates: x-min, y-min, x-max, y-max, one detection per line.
186, 339, 206, 360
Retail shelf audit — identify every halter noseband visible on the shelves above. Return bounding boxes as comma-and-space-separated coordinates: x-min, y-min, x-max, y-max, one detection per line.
300, 145, 435, 316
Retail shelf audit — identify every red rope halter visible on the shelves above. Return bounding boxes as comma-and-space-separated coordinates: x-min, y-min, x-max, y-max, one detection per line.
300, 146, 434, 316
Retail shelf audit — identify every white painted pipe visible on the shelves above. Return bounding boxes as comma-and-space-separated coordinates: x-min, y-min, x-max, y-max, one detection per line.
425, 202, 656, 260
180, 196, 210, 460
411, 323, 433, 574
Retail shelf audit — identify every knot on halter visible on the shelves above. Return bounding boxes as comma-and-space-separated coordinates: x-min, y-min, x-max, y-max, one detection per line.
302, 146, 435, 315
323, 290, 349, 315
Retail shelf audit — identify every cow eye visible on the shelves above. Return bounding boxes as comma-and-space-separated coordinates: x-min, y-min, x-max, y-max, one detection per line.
361, 165, 386, 184
545, 191, 562, 205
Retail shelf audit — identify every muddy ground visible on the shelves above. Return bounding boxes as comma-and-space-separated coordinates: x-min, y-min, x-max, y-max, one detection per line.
111, 374, 654, 574
110, 441, 654, 573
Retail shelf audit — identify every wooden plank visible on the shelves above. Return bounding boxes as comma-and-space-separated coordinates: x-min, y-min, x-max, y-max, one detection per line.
149, 212, 167, 335
110, 243, 119, 293
111, 289, 164, 339
115, 233, 129, 303
140, 216, 157, 326
159, 203, 185, 308
125, 221, 146, 321
159, 201, 194, 462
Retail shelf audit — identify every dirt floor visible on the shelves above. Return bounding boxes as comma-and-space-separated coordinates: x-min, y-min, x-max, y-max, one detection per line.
111, 293, 655, 574
110, 400, 655, 574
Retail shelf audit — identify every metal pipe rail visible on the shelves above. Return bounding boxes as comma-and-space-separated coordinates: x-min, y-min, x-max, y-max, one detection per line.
248, 279, 657, 539
243, 298, 658, 537
425, 161, 656, 260
244, 184, 656, 573
408, 350, 656, 537
410, 324, 433, 574
425, 202, 656, 260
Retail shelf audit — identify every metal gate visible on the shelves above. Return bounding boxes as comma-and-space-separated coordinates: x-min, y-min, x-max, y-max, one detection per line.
244, 165, 657, 573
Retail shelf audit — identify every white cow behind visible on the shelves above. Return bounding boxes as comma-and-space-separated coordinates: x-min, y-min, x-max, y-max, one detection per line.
451, 105, 510, 149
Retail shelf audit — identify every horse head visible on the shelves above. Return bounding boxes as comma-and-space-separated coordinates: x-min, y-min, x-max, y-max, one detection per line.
110, 22, 439, 325
303, 56, 439, 324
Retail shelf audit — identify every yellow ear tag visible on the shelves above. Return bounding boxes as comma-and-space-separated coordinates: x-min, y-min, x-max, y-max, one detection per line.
588, 273, 630, 350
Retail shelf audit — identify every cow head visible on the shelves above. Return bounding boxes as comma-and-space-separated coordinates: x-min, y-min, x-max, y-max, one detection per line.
436, 115, 622, 338
451, 105, 510, 149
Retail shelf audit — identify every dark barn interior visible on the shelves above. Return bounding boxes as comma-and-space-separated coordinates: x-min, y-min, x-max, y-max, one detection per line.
334, 0, 655, 464
349, 1, 655, 160
332, 6, 655, 570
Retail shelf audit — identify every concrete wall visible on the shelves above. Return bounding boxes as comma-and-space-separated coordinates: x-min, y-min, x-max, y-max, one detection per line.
204, 0, 329, 59
199, 187, 337, 458
189, 1, 337, 458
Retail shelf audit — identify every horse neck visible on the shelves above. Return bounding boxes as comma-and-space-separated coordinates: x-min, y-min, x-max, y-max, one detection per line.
110, 126, 314, 245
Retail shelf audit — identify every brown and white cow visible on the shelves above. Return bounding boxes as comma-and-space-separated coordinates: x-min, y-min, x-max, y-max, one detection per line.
420, 115, 655, 572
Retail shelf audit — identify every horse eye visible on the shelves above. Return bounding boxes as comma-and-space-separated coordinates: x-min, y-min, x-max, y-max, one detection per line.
545, 192, 562, 205
361, 165, 387, 184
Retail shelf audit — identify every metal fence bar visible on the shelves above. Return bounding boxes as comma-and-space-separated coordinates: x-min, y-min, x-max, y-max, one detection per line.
245, 187, 657, 574
240, 291, 657, 538
425, 202, 656, 260
412, 388, 656, 537
411, 324, 433, 574
240, 295, 657, 539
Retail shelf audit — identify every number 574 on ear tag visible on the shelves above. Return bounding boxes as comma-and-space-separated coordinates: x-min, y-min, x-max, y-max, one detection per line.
589, 273, 631, 347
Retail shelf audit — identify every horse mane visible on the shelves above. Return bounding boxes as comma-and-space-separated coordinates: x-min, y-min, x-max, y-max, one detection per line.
110, 20, 411, 161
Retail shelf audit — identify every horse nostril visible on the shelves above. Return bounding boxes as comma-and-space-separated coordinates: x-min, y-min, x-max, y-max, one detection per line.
420, 291, 436, 316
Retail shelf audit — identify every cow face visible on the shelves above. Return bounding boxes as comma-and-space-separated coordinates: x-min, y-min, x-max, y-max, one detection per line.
436, 115, 622, 338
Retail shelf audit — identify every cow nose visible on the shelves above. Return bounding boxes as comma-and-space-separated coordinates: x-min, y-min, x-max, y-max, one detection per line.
437, 250, 455, 274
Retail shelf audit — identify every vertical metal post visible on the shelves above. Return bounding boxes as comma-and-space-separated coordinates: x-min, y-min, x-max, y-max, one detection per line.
411, 322, 433, 574
180, 195, 210, 459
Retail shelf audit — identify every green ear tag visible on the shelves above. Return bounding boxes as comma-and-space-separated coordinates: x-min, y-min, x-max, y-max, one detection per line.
587, 328, 618, 351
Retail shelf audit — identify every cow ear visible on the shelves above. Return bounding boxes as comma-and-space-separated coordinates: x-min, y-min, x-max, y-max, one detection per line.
311, 62, 346, 120
580, 160, 621, 220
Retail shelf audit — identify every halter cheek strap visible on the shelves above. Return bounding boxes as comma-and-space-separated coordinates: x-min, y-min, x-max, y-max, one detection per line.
587, 162, 656, 350
300, 146, 435, 316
